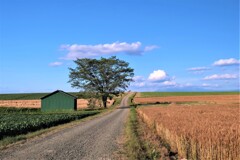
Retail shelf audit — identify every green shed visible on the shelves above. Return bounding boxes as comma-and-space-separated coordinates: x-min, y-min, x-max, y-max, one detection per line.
41, 90, 77, 111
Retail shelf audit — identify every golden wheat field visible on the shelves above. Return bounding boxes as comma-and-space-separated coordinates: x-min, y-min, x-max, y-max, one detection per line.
137, 101, 240, 160
134, 94, 240, 105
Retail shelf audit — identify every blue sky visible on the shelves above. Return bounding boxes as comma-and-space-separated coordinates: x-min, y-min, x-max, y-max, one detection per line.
0, 0, 239, 93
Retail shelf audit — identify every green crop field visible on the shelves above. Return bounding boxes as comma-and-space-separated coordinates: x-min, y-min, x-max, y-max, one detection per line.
139, 92, 240, 97
0, 92, 80, 100
0, 107, 100, 139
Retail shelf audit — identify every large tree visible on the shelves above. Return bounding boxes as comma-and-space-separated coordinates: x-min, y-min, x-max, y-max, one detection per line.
68, 56, 134, 108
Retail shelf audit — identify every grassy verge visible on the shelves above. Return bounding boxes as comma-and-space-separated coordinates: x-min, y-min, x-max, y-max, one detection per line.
139, 91, 240, 97
125, 107, 160, 160
111, 95, 124, 108
128, 92, 137, 106
125, 107, 143, 159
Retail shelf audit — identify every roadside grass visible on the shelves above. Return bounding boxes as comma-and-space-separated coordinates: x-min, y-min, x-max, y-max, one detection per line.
128, 92, 137, 106
111, 94, 125, 108
139, 91, 240, 97
125, 107, 143, 159
125, 106, 160, 160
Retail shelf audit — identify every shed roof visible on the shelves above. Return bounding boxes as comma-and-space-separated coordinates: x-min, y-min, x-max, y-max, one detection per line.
41, 90, 78, 99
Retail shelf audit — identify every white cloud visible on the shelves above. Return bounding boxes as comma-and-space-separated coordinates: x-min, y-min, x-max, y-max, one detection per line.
201, 83, 219, 87
49, 62, 63, 67
132, 76, 146, 87
131, 72, 237, 91
60, 42, 158, 60
131, 71, 177, 88
177, 83, 194, 88
148, 70, 168, 81
202, 83, 211, 87
144, 45, 159, 51
132, 82, 146, 87
162, 81, 177, 86
213, 58, 240, 66
133, 76, 145, 82
131, 80, 177, 88
204, 74, 238, 80
187, 67, 210, 71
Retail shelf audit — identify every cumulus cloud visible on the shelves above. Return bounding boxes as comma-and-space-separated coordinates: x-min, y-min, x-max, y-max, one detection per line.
49, 62, 63, 67
131, 79, 177, 88
162, 81, 177, 86
132, 82, 146, 87
132, 76, 146, 87
131, 71, 237, 91
201, 83, 219, 87
148, 70, 168, 81
144, 45, 159, 51
187, 67, 210, 71
60, 42, 158, 60
133, 76, 145, 82
204, 74, 238, 80
131, 70, 177, 89
213, 58, 240, 66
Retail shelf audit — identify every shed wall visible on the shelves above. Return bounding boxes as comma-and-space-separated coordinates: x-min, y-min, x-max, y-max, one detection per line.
41, 92, 76, 111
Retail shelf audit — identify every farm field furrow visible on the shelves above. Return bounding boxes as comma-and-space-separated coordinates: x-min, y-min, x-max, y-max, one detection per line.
137, 92, 240, 97
134, 94, 240, 105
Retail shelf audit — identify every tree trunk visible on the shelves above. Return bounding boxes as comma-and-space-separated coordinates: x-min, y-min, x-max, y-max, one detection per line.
102, 95, 107, 108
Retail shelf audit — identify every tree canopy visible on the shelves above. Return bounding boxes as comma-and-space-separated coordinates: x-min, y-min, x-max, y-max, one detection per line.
68, 56, 134, 108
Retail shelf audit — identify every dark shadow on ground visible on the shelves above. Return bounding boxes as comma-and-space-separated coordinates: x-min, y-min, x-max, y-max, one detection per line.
136, 102, 171, 106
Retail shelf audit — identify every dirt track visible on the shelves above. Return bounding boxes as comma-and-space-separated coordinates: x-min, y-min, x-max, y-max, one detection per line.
0, 94, 131, 160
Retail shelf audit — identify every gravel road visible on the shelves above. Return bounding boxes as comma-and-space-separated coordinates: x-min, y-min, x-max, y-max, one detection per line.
0, 94, 131, 160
